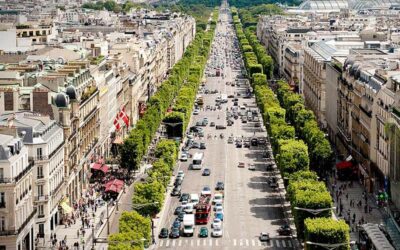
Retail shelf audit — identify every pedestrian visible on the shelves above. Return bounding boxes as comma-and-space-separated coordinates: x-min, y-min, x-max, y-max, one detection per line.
77, 229, 80, 239
346, 193, 349, 200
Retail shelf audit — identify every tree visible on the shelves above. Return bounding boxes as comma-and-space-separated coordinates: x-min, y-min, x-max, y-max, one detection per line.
108, 232, 144, 250
252, 73, 267, 86
304, 218, 350, 250
276, 139, 309, 176
132, 181, 165, 217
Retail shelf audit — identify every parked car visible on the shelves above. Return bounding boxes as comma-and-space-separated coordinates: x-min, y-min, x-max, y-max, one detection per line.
199, 227, 209, 238
174, 178, 183, 187
210, 122, 216, 127
193, 109, 200, 115
169, 227, 180, 238
174, 206, 183, 215
216, 125, 226, 130
159, 228, 169, 238
248, 164, 256, 171
171, 185, 181, 196
180, 153, 188, 161
212, 227, 223, 237
180, 193, 190, 203
212, 218, 222, 229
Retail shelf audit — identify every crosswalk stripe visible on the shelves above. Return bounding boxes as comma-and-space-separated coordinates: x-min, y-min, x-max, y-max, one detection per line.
246, 239, 249, 246
197, 239, 200, 246
258, 240, 262, 246
166, 240, 169, 247
269, 240, 274, 247
216, 239, 219, 246
178, 240, 182, 246
252, 239, 256, 246
191, 239, 194, 246
210, 239, 213, 247
160, 240, 164, 247
203, 239, 207, 246
276, 240, 280, 247
233, 239, 237, 246
282, 240, 286, 248
185, 239, 188, 245
240, 239, 243, 246
288, 240, 292, 247
172, 240, 176, 247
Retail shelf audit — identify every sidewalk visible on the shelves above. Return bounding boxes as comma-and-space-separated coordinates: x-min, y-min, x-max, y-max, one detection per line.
327, 175, 384, 241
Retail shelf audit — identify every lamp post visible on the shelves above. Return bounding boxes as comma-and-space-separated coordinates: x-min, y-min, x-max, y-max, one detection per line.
131, 202, 159, 246
294, 206, 336, 215
306, 241, 349, 250
91, 224, 95, 250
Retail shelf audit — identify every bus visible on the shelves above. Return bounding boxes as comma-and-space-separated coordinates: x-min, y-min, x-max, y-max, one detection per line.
358, 223, 394, 250
192, 152, 204, 170
195, 195, 212, 224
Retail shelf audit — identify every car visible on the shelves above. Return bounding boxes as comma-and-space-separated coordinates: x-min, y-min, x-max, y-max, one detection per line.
258, 138, 266, 145
199, 227, 209, 238
180, 153, 188, 161
180, 193, 190, 203
251, 138, 258, 146
269, 182, 278, 189
192, 141, 200, 149
266, 163, 274, 171
215, 181, 224, 190
177, 170, 185, 180
248, 164, 256, 171
189, 126, 202, 133
244, 139, 250, 148
174, 206, 183, 215
227, 120, 234, 126
212, 227, 223, 237
172, 220, 181, 229
159, 228, 169, 238
216, 125, 226, 130
202, 168, 211, 176
177, 211, 185, 221
211, 218, 222, 229
228, 94, 234, 98
215, 211, 224, 221
196, 121, 203, 126
200, 142, 206, 149
238, 162, 245, 168
227, 136, 234, 143
259, 232, 270, 242
214, 203, 223, 212
210, 122, 216, 127
174, 178, 183, 187
254, 122, 261, 127
278, 224, 292, 236
169, 227, 180, 238
183, 203, 194, 214
213, 193, 223, 204
241, 116, 248, 123
171, 185, 182, 196
193, 109, 200, 115
236, 141, 242, 148
201, 186, 212, 196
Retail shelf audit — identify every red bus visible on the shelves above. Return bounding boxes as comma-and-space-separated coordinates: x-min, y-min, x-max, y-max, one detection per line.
195, 195, 211, 224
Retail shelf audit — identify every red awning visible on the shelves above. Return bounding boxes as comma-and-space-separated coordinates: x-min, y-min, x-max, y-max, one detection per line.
336, 161, 353, 170
104, 179, 124, 193
90, 163, 109, 173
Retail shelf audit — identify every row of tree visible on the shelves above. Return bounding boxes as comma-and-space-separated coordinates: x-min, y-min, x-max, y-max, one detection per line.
228, 0, 302, 8
232, 8, 350, 247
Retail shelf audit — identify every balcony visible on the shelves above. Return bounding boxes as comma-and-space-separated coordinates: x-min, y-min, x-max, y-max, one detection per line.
359, 105, 372, 118
14, 160, 34, 183
34, 195, 49, 202
0, 178, 13, 184
28, 141, 64, 162
0, 209, 36, 236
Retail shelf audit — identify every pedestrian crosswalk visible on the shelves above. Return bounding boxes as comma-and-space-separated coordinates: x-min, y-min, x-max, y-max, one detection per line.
157, 238, 293, 248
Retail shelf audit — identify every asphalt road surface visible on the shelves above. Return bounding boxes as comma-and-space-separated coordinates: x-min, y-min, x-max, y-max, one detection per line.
154, 3, 293, 250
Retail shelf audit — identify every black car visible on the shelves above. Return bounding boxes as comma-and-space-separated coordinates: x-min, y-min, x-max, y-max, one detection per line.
159, 228, 169, 238
171, 185, 181, 196
200, 142, 206, 149
244, 140, 250, 148
251, 138, 258, 146
177, 212, 185, 221
236, 141, 243, 148
215, 181, 224, 190
189, 126, 202, 133
216, 125, 226, 130
174, 206, 183, 215
180, 193, 190, 203
278, 225, 292, 236
169, 227, 180, 238
202, 168, 211, 176
174, 179, 183, 187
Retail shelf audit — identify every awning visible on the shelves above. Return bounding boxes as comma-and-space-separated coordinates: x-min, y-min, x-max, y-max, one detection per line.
113, 137, 123, 144
104, 179, 124, 193
336, 161, 353, 170
60, 201, 73, 214
90, 163, 109, 173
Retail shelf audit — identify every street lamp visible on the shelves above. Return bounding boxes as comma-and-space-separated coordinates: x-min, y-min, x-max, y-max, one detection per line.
294, 207, 336, 215
91, 224, 95, 250
131, 202, 160, 245
306, 241, 349, 250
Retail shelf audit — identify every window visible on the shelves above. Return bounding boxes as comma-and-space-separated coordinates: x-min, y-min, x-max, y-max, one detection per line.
38, 205, 44, 216
37, 166, 43, 178
0, 193, 4, 207
0, 217, 5, 231
37, 148, 43, 160
37, 185, 43, 196
38, 223, 44, 236
0, 169, 3, 180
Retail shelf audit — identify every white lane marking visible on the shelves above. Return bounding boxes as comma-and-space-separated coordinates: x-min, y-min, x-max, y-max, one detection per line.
240, 239, 243, 246
172, 240, 175, 247
282, 240, 286, 248
252, 239, 256, 246
166, 240, 169, 247
178, 239, 182, 246
246, 239, 249, 246
203, 239, 207, 246
210, 239, 213, 246
197, 239, 200, 246
288, 240, 293, 247
276, 239, 280, 247
160, 240, 164, 247
233, 239, 237, 246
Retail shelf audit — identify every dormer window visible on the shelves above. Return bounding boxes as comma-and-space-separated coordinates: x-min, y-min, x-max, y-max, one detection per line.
8, 145, 14, 155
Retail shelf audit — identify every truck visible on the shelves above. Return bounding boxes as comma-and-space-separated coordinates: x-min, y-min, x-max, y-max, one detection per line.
183, 214, 195, 236
192, 152, 204, 170
195, 195, 212, 224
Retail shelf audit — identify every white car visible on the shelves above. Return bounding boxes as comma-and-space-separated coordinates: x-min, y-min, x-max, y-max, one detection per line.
193, 109, 200, 115
215, 206, 224, 214
248, 164, 256, 171
211, 218, 222, 229
212, 227, 223, 237
180, 153, 188, 161
213, 193, 223, 205
183, 203, 194, 214
214, 203, 223, 212
176, 171, 185, 180
201, 186, 212, 196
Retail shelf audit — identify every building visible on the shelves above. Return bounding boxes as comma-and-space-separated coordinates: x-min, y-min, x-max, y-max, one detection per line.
0, 112, 65, 240
0, 132, 35, 250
